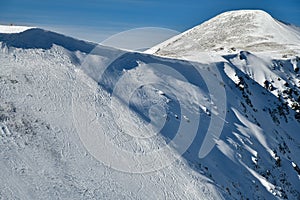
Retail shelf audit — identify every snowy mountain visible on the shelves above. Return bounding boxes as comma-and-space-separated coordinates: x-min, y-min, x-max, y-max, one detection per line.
147, 10, 300, 57
1, 10, 300, 200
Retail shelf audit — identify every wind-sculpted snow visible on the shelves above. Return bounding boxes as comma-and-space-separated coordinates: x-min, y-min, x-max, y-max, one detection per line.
1, 9, 300, 200
0, 28, 95, 53
0, 44, 223, 199
75, 48, 227, 173
148, 10, 300, 57
0, 27, 226, 199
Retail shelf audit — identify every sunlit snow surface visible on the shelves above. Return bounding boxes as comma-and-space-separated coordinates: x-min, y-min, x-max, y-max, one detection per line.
0, 25, 34, 33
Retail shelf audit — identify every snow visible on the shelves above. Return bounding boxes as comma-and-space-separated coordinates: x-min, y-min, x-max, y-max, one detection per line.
240, 161, 281, 197
232, 108, 273, 156
0, 25, 34, 33
224, 63, 239, 84
0, 123, 11, 136
147, 10, 300, 58
1, 9, 300, 200
0, 40, 223, 199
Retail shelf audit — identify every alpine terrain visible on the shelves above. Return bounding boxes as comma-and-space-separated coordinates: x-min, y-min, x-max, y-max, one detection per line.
0, 10, 300, 199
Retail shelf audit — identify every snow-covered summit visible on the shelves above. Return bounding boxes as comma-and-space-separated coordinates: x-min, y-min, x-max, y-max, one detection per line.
149, 10, 300, 57
0, 25, 34, 33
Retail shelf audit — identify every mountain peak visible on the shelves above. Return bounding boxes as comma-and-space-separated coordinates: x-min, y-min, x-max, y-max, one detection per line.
218, 9, 272, 18
149, 10, 300, 58
207, 9, 276, 29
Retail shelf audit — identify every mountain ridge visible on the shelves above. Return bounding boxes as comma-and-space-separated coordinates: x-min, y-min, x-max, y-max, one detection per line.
0, 10, 300, 199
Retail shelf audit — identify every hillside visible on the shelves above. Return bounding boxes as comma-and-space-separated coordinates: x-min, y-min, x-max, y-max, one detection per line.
1, 10, 300, 200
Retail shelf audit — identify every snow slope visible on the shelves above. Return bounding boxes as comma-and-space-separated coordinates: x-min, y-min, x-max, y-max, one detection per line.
1, 10, 300, 200
0, 25, 34, 33
147, 10, 300, 199
0, 28, 224, 199
147, 10, 300, 58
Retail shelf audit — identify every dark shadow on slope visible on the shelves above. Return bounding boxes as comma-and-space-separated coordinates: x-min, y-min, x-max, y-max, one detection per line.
96, 50, 300, 198
0, 28, 95, 53
277, 19, 292, 26
99, 52, 209, 93
91, 51, 212, 154
198, 58, 300, 199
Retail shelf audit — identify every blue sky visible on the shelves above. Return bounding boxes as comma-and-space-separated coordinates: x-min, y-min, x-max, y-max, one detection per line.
1, 0, 300, 42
